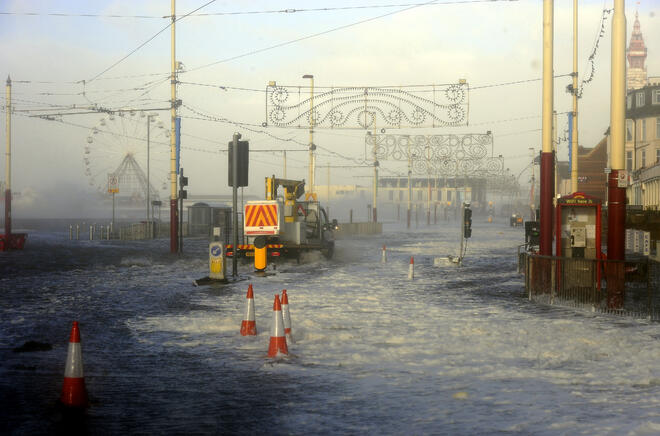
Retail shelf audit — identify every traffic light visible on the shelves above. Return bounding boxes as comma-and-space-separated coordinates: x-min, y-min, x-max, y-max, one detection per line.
525, 221, 540, 246
463, 205, 472, 239
228, 140, 249, 187
179, 168, 188, 199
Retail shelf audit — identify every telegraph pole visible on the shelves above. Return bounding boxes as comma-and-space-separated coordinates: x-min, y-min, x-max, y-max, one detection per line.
169, 0, 179, 253
303, 74, 315, 197
4, 76, 11, 244
372, 121, 378, 223
571, 0, 579, 193
539, 0, 555, 257
607, 0, 627, 308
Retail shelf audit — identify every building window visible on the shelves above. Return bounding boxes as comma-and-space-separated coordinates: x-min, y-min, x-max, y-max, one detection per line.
626, 119, 633, 141
399, 191, 403, 201
640, 119, 646, 141
627, 151, 633, 171
417, 190, 422, 201
388, 190, 393, 200
641, 150, 646, 168
636, 92, 645, 107
447, 191, 452, 202
653, 89, 660, 105
656, 149, 660, 164
657, 117, 660, 139
627, 94, 633, 109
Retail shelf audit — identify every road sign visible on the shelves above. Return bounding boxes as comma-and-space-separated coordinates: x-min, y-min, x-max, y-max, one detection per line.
107, 173, 119, 194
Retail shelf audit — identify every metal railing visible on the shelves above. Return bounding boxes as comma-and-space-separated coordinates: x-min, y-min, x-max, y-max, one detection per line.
521, 253, 660, 321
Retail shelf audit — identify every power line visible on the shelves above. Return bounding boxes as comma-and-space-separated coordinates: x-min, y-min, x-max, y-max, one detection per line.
189, 0, 508, 73
0, 1, 517, 19
87, 0, 218, 84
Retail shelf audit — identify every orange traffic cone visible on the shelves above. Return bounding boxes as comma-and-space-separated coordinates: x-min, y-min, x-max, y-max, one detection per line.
408, 256, 414, 280
381, 245, 387, 263
240, 284, 257, 336
267, 294, 288, 357
281, 289, 294, 344
60, 321, 88, 408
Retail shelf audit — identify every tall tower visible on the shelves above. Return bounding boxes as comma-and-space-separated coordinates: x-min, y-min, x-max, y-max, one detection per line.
626, 11, 648, 90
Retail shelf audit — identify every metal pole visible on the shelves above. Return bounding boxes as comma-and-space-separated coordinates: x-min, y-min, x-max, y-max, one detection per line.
459, 202, 465, 262
112, 192, 115, 234
540, 0, 555, 256
571, 0, 579, 193
327, 163, 330, 212
169, 0, 179, 253
607, 0, 626, 308
372, 122, 378, 223
146, 115, 151, 225
407, 143, 412, 229
4, 76, 12, 243
303, 75, 315, 195
232, 133, 240, 278
553, 110, 558, 195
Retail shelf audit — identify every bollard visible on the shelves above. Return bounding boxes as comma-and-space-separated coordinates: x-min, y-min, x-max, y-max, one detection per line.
100, 225, 104, 240
69, 225, 73, 240
209, 240, 226, 280
107, 225, 110, 240
381, 245, 387, 263
253, 236, 267, 272
76, 224, 80, 240
408, 256, 414, 280
89, 225, 93, 241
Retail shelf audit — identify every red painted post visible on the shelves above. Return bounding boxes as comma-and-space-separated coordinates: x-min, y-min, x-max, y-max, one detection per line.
606, 170, 626, 308
539, 152, 554, 256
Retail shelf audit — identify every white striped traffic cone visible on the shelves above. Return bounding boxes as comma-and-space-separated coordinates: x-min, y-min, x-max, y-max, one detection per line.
281, 289, 294, 344
408, 256, 414, 280
381, 245, 387, 263
267, 294, 288, 357
240, 284, 257, 336
60, 321, 88, 408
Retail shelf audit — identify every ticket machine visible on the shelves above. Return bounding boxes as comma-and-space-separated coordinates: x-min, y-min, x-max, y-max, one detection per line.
555, 192, 602, 260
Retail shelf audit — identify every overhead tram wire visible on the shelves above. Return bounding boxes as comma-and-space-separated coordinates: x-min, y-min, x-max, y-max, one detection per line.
86, 0, 218, 84
187, 0, 519, 73
0, 1, 518, 19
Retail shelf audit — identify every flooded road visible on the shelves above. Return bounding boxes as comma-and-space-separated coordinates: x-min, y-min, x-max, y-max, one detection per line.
1, 219, 659, 435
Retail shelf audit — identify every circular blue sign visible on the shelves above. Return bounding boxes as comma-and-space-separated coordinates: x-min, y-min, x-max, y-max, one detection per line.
211, 245, 222, 257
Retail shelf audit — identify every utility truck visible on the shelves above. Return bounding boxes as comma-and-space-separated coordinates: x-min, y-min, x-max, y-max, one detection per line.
226, 176, 336, 260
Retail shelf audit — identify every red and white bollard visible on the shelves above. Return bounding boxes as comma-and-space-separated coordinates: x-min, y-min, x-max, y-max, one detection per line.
408, 256, 414, 280
267, 294, 288, 357
381, 245, 387, 263
60, 321, 88, 408
281, 289, 293, 344
240, 284, 257, 336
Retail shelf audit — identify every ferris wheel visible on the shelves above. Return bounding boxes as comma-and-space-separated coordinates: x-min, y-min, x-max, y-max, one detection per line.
83, 110, 171, 204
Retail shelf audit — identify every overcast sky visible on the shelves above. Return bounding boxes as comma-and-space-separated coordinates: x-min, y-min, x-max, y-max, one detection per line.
1, 0, 659, 217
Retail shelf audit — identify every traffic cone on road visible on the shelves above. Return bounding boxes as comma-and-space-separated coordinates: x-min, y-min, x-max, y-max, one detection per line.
381, 245, 387, 263
60, 321, 88, 408
281, 289, 293, 344
408, 256, 414, 280
240, 284, 257, 336
268, 294, 288, 357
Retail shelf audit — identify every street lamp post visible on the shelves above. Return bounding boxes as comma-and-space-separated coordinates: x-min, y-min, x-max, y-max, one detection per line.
145, 113, 160, 237
303, 74, 315, 196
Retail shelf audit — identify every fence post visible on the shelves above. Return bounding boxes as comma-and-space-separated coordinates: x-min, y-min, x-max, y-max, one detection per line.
528, 255, 533, 301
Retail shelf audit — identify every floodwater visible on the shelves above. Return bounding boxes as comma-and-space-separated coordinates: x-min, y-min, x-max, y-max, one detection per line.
1, 218, 659, 435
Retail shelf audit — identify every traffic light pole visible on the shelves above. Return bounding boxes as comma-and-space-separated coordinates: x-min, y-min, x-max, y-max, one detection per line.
459, 203, 465, 264
232, 133, 240, 278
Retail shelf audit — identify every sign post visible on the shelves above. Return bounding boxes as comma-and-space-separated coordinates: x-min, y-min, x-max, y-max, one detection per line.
108, 173, 119, 236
